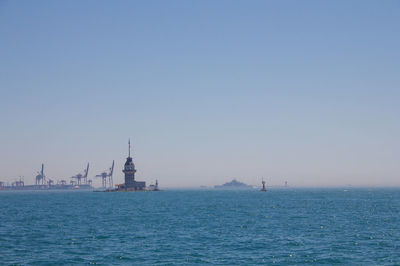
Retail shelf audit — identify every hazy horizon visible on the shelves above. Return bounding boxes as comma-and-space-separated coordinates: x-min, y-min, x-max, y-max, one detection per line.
1, 1, 399, 188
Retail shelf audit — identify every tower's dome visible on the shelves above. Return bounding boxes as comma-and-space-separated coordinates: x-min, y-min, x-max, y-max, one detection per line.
125, 157, 135, 167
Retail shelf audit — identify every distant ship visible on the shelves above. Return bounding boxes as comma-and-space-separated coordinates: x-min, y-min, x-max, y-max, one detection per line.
214, 179, 253, 189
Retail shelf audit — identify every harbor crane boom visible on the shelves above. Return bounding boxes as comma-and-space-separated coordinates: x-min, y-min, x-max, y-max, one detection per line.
71, 163, 90, 185
95, 160, 114, 188
35, 164, 45, 185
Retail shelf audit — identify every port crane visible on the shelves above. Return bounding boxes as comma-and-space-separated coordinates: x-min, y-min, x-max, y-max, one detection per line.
95, 160, 114, 188
70, 163, 90, 185
12, 176, 25, 187
35, 164, 46, 185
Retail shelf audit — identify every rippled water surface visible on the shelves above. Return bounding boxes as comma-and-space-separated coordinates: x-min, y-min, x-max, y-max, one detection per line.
0, 188, 399, 265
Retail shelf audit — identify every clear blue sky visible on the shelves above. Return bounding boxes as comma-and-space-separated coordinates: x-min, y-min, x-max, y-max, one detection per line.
1, 0, 399, 187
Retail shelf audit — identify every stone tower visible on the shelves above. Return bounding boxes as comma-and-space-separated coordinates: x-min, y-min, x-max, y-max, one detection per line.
123, 139, 136, 187
122, 139, 145, 190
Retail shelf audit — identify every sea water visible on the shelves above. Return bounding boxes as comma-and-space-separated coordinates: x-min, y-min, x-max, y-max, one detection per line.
0, 188, 399, 265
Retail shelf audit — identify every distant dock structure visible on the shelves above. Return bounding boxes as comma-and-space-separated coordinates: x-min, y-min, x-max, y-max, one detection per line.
0, 163, 93, 191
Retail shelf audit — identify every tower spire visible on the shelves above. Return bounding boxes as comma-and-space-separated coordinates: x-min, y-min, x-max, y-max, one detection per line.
128, 139, 131, 157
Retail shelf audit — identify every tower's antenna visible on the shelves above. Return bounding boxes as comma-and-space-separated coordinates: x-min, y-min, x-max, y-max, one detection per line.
128, 138, 131, 157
